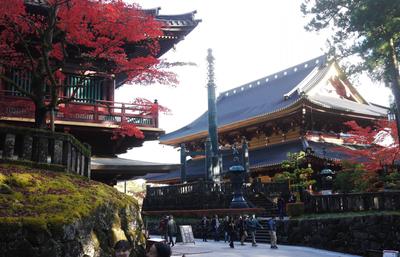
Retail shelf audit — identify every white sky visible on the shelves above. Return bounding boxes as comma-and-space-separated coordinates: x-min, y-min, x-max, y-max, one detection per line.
117, 0, 392, 164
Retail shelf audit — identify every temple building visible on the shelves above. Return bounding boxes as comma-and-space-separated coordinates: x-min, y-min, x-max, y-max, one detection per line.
148, 55, 388, 184
0, 2, 200, 183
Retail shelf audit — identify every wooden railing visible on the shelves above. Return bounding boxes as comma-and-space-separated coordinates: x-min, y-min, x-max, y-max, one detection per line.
143, 181, 288, 211
303, 191, 400, 213
0, 91, 159, 128
0, 125, 91, 177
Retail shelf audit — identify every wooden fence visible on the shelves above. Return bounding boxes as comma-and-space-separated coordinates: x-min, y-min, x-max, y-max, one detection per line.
0, 125, 91, 177
143, 180, 288, 211
303, 191, 400, 213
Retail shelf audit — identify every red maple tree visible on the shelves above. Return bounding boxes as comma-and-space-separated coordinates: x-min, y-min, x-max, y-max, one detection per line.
0, 0, 176, 129
339, 119, 400, 172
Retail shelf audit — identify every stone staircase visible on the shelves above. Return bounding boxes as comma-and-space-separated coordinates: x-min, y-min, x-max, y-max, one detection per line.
244, 193, 278, 244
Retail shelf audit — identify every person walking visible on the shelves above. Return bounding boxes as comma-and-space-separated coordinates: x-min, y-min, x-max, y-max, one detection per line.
247, 214, 263, 246
167, 215, 177, 247
237, 216, 248, 245
211, 215, 220, 241
268, 216, 278, 249
200, 216, 209, 242
227, 216, 236, 248
222, 216, 230, 243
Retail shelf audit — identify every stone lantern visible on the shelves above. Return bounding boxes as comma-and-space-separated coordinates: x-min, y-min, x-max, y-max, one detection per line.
228, 146, 249, 208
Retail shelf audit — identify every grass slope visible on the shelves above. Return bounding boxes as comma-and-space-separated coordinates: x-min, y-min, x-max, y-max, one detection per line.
0, 164, 136, 230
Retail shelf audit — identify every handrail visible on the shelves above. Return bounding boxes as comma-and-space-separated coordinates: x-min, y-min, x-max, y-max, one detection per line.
0, 124, 91, 177
302, 190, 400, 213
0, 91, 159, 128
143, 181, 288, 211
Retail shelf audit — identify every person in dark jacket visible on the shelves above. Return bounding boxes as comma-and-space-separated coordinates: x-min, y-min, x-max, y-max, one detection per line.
222, 216, 230, 243
237, 216, 248, 245
247, 214, 263, 246
200, 216, 209, 242
277, 196, 286, 220
167, 215, 177, 247
268, 216, 278, 249
159, 216, 168, 241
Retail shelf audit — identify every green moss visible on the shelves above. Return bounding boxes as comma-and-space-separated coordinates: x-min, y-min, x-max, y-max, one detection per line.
0, 164, 136, 231
0, 183, 13, 194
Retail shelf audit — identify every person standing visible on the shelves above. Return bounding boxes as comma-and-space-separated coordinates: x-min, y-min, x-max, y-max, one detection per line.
159, 216, 168, 241
268, 216, 278, 249
211, 215, 220, 241
200, 216, 209, 242
167, 215, 177, 247
227, 216, 236, 248
277, 196, 286, 220
247, 214, 263, 246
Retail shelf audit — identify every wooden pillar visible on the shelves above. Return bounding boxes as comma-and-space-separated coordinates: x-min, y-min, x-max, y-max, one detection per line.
180, 143, 187, 183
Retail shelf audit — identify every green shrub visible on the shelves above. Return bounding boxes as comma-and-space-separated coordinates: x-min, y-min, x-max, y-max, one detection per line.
286, 202, 305, 217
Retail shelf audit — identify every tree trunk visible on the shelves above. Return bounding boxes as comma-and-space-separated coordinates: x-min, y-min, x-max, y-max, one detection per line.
34, 103, 48, 129
388, 38, 400, 144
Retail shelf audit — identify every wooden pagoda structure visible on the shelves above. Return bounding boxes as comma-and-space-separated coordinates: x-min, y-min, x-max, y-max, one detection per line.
0, 2, 200, 183
149, 55, 388, 184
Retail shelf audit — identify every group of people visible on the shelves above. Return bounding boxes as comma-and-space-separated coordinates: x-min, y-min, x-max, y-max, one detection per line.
199, 214, 278, 249
158, 215, 178, 247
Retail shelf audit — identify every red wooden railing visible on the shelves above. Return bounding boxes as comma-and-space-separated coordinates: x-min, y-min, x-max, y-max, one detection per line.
0, 91, 159, 128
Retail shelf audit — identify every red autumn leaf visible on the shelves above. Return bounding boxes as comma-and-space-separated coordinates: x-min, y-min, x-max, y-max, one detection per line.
337, 119, 400, 172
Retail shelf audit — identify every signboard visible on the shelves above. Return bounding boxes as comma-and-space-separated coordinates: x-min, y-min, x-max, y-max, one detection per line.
383, 250, 399, 257
179, 225, 195, 244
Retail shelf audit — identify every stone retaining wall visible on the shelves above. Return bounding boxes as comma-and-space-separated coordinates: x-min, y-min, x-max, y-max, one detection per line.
277, 214, 400, 255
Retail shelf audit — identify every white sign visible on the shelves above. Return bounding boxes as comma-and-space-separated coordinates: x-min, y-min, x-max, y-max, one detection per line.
383, 250, 399, 257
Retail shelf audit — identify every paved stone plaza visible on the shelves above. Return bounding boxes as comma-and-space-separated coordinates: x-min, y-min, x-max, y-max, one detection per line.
170, 239, 361, 257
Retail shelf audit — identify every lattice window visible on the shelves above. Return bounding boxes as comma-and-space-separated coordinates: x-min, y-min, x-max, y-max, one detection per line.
64, 75, 105, 103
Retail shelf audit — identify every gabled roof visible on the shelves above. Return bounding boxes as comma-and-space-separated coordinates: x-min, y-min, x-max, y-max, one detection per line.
161, 56, 327, 143
160, 55, 388, 144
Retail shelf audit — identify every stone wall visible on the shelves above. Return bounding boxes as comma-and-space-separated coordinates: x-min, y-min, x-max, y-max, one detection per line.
0, 204, 145, 257
277, 214, 400, 255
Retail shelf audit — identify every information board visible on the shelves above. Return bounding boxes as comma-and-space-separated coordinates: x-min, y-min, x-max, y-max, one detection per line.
179, 225, 195, 244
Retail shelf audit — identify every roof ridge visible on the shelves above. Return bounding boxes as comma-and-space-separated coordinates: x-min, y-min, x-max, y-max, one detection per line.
218, 55, 327, 99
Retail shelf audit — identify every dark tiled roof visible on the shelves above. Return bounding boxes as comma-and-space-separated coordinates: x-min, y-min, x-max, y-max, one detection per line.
307, 141, 353, 161
161, 56, 327, 142
308, 94, 388, 117
145, 140, 305, 182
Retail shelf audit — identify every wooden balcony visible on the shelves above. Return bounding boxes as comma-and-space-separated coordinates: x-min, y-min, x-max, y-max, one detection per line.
0, 90, 159, 129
